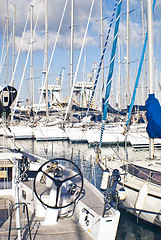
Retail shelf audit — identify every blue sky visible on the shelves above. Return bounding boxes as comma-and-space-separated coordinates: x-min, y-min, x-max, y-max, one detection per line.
0, 0, 161, 108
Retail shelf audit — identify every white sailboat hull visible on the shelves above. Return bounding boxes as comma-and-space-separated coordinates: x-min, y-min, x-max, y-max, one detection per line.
118, 179, 161, 226
0, 147, 120, 240
35, 126, 68, 141
3, 125, 34, 139
86, 125, 126, 145
128, 132, 161, 148
107, 160, 161, 226
65, 127, 88, 142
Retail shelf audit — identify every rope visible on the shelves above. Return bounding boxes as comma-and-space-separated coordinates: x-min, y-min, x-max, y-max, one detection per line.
37, 0, 69, 113
126, 0, 156, 126
64, 0, 95, 121
12, 0, 43, 116
9, 10, 30, 86
86, 0, 119, 117
99, 0, 122, 147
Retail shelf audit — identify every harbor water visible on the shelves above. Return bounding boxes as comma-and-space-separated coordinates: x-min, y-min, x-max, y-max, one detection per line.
1, 136, 161, 240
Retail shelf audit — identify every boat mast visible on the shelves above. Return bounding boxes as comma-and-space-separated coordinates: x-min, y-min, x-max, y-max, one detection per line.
45, 0, 49, 121
11, 4, 16, 122
126, 0, 130, 108
6, 0, 9, 85
147, 0, 154, 159
141, 0, 147, 104
12, 4, 16, 87
101, 0, 104, 110
118, 35, 121, 109
70, 0, 74, 89
70, 0, 74, 119
30, 5, 34, 111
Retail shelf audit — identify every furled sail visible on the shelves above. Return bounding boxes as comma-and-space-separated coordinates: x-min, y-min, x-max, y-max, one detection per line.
99, 0, 122, 147
146, 94, 161, 139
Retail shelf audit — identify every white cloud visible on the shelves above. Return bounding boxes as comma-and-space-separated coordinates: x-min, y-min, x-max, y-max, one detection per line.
3, 0, 100, 52
2, 0, 160, 54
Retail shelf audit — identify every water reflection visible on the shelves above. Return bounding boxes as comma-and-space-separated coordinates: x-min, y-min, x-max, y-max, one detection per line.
117, 209, 161, 240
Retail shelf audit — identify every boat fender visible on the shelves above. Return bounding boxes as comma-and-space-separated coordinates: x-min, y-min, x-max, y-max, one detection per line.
118, 187, 127, 201
135, 182, 149, 212
100, 169, 110, 190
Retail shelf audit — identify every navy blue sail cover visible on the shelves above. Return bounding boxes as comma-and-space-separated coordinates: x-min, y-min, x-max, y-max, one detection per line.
146, 94, 161, 138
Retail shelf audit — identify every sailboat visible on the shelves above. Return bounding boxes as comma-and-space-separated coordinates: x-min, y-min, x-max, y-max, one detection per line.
0, 86, 120, 240
97, 0, 161, 227
70, 0, 125, 146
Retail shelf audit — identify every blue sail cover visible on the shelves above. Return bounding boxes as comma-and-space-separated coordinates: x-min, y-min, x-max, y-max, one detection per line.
146, 94, 161, 138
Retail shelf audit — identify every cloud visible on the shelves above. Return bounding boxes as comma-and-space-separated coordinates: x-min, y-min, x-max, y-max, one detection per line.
3, 0, 160, 54
3, 0, 100, 52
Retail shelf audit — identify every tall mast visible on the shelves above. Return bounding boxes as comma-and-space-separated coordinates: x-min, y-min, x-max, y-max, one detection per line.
147, 0, 154, 159
67, 0, 74, 120
101, 0, 104, 109
141, 0, 147, 103
126, 0, 130, 107
12, 4, 16, 86
30, 5, 34, 109
70, 0, 74, 89
6, 0, 9, 84
118, 35, 121, 109
69, 0, 74, 117
45, 0, 48, 121
11, 4, 16, 122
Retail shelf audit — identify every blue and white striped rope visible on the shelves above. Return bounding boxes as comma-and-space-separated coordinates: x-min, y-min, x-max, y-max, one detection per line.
99, 0, 122, 147
86, 0, 119, 117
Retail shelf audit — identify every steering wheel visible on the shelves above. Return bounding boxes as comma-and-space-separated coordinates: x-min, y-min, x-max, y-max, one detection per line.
33, 158, 84, 209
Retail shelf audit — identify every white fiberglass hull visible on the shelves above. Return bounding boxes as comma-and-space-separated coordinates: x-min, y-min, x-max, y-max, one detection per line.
118, 179, 161, 226
107, 160, 161, 227
35, 126, 68, 141
128, 132, 161, 148
0, 147, 120, 240
3, 125, 34, 139
65, 127, 88, 142
86, 125, 126, 145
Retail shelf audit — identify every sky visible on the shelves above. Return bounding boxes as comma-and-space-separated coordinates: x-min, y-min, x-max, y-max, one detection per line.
0, 0, 161, 109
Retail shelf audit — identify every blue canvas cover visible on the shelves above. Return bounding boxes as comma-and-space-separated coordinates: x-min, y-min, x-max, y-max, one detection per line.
107, 104, 126, 116
146, 94, 161, 138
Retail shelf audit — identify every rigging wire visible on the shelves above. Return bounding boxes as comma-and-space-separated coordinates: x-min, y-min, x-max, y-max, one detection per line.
0, 23, 7, 70
86, 0, 119, 117
0, 31, 13, 75
64, 0, 95, 121
37, 0, 69, 112
12, 0, 43, 116
9, 9, 30, 86
99, 0, 122, 148
126, 0, 156, 126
